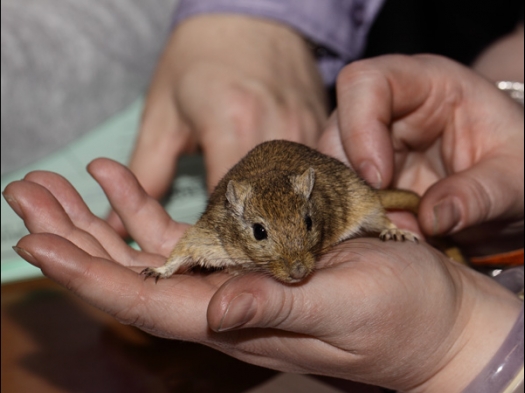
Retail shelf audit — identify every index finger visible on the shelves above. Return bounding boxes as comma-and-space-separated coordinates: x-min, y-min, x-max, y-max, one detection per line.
335, 55, 437, 188
16, 233, 220, 342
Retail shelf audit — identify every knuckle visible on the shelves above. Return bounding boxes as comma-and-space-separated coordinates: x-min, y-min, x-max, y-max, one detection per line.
225, 85, 266, 118
281, 110, 304, 142
462, 176, 495, 225
275, 99, 323, 144
336, 59, 387, 92
209, 83, 271, 140
336, 61, 367, 87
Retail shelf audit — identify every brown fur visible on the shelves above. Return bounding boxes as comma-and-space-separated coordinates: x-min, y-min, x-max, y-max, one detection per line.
141, 140, 420, 283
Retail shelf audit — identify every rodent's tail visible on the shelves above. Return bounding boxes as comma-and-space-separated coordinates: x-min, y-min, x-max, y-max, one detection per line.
377, 189, 420, 215
378, 189, 468, 265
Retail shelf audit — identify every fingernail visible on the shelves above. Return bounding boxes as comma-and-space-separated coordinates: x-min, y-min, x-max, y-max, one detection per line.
358, 161, 382, 189
216, 293, 257, 332
2, 193, 23, 218
432, 198, 462, 235
12, 246, 40, 267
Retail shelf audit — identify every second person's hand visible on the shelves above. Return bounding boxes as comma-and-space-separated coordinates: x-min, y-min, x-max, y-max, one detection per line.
319, 54, 524, 256
107, 14, 328, 236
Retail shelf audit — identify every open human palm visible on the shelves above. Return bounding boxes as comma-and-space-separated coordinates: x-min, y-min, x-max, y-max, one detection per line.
4, 158, 521, 392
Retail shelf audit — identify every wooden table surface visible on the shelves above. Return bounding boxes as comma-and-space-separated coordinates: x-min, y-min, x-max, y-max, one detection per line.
1, 277, 384, 393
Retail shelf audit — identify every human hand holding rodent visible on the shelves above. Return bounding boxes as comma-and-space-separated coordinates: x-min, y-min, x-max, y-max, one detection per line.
4, 159, 232, 340
205, 242, 522, 393
107, 14, 327, 236
319, 54, 524, 256
4, 159, 522, 392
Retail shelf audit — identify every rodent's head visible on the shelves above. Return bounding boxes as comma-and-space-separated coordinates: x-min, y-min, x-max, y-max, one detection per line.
225, 168, 323, 283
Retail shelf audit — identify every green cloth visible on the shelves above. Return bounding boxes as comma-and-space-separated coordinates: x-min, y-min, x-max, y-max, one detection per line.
1, 99, 207, 283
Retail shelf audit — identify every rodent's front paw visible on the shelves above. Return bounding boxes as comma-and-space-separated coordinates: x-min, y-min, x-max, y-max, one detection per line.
379, 228, 419, 243
140, 266, 173, 283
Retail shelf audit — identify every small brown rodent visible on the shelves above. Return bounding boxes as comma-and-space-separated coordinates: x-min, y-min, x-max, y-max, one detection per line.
141, 140, 420, 284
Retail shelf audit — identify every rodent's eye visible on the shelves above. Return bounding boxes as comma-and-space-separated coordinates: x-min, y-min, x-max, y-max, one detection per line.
252, 223, 268, 241
305, 215, 313, 231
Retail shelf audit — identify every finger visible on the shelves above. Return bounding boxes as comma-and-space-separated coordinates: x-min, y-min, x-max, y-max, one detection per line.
419, 155, 524, 237
20, 170, 153, 266
266, 94, 326, 148
88, 158, 190, 256
128, 61, 196, 201
106, 67, 197, 237
208, 237, 432, 334
207, 272, 357, 336
105, 211, 129, 239
20, 170, 168, 268
194, 85, 273, 191
317, 110, 351, 167
201, 134, 249, 192
336, 61, 397, 188
14, 233, 214, 342
4, 178, 113, 261
200, 102, 323, 191
317, 118, 423, 235
336, 55, 449, 189
206, 243, 392, 336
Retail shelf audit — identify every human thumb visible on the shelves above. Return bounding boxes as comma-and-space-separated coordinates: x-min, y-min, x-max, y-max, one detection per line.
419, 156, 523, 237
207, 273, 329, 334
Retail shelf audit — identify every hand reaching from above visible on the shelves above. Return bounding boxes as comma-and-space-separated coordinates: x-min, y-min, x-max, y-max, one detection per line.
319, 54, 524, 256
107, 14, 328, 237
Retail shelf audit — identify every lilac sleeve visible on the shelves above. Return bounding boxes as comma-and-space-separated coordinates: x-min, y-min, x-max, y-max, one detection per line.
172, 0, 385, 86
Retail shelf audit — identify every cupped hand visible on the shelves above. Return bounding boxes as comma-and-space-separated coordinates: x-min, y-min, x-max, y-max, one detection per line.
205, 240, 522, 392
4, 159, 522, 392
107, 14, 327, 236
319, 54, 524, 256
3, 158, 234, 340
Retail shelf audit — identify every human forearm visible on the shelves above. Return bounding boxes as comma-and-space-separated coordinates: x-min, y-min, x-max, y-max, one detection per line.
409, 266, 523, 393
472, 24, 524, 82
172, 0, 385, 85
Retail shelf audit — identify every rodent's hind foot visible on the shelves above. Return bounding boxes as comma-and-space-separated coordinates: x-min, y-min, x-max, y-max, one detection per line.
140, 266, 176, 283
379, 228, 419, 243
140, 254, 193, 282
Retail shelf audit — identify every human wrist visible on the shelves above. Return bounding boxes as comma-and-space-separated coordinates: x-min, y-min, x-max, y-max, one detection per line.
171, 0, 386, 86
172, 13, 312, 63
462, 267, 525, 392
471, 25, 524, 83
409, 267, 523, 393
171, 14, 322, 91
462, 307, 524, 393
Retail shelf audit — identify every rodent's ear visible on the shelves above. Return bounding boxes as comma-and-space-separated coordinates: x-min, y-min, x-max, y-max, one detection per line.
291, 167, 315, 199
226, 180, 252, 216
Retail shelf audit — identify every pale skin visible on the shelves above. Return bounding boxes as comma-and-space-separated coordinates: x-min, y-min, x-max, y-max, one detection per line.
3, 55, 523, 391
107, 15, 524, 240
320, 54, 524, 257
4, 159, 522, 392
472, 23, 524, 83
107, 14, 327, 236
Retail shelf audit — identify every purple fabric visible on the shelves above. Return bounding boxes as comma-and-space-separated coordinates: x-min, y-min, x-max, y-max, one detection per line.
172, 0, 385, 85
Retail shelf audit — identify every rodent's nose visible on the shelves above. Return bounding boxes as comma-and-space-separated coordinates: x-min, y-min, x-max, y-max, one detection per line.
289, 262, 308, 281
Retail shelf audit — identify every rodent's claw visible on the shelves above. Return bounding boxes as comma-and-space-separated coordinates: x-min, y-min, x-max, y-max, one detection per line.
140, 267, 162, 284
379, 229, 419, 243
